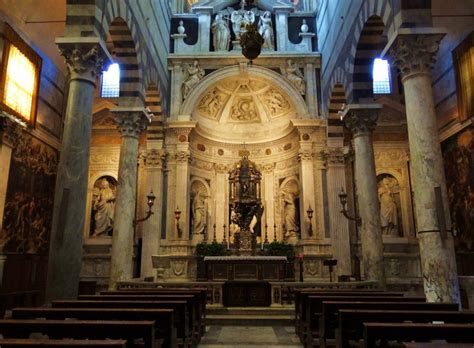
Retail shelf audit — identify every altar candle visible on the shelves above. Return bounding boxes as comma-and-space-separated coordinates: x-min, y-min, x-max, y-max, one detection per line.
214, 199, 217, 225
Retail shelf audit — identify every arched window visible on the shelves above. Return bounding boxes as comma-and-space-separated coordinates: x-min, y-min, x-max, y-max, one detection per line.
373, 58, 391, 94
101, 63, 120, 98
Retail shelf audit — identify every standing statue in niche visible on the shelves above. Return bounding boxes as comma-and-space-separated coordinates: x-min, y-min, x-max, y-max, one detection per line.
282, 60, 305, 95
192, 191, 207, 235
282, 190, 299, 235
378, 177, 399, 236
92, 179, 116, 237
258, 11, 274, 50
212, 14, 230, 51
182, 60, 205, 99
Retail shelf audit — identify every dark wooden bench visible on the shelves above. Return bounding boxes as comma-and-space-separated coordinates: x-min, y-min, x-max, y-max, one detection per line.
338, 309, 473, 348
78, 294, 200, 343
294, 290, 405, 341
11, 307, 175, 348
0, 319, 155, 348
315, 301, 458, 347
100, 289, 207, 334
302, 295, 425, 346
363, 322, 474, 348
0, 291, 40, 318
52, 300, 191, 348
0, 338, 127, 347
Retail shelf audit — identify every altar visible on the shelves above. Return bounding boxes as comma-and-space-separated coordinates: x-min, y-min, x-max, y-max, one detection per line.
203, 256, 287, 281
204, 256, 288, 306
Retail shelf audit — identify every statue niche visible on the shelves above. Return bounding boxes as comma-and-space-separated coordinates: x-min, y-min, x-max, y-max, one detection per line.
228, 150, 263, 255
377, 174, 403, 237
191, 181, 209, 242
90, 176, 117, 237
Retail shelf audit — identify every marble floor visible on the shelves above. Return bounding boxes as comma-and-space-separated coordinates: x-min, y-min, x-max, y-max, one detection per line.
198, 325, 303, 347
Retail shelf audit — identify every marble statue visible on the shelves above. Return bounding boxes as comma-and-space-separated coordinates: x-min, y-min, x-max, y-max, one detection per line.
212, 14, 230, 51
192, 191, 207, 235
378, 177, 399, 236
182, 60, 205, 99
282, 60, 305, 95
229, 207, 241, 243
92, 178, 116, 237
282, 190, 299, 234
230, 0, 256, 40
258, 11, 274, 50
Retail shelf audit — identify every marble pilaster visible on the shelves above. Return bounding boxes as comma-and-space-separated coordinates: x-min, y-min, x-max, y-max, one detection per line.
262, 164, 276, 238
323, 148, 352, 277
297, 140, 316, 240
383, 28, 460, 303
195, 7, 212, 52
214, 165, 227, 242
172, 126, 194, 240
170, 63, 184, 119
140, 147, 167, 278
109, 108, 150, 289
304, 63, 318, 118
342, 104, 385, 288
46, 38, 110, 301
274, 7, 292, 52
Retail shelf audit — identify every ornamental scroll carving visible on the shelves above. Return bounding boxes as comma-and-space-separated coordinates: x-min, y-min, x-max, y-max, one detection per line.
58, 45, 105, 82
387, 33, 444, 80
230, 97, 260, 122
175, 150, 191, 163
145, 149, 167, 168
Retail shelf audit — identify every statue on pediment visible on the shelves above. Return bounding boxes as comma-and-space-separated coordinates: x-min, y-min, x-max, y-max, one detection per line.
182, 60, 205, 99
258, 11, 274, 50
230, 0, 257, 40
212, 14, 231, 51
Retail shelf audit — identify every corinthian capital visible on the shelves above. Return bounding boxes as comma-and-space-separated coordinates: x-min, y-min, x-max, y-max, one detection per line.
382, 28, 446, 81
112, 107, 151, 139
341, 104, 382, 136
145, 148, 167, 169
56, 37, 111, 83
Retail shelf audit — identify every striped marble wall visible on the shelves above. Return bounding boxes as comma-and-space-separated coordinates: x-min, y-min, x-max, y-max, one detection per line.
65, 0, 171, 115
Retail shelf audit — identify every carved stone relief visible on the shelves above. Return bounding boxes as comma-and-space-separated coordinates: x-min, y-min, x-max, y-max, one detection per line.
230, 97, 260, 122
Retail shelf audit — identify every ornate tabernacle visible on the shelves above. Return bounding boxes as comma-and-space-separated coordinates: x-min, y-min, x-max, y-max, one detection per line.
228, 150, 263, 255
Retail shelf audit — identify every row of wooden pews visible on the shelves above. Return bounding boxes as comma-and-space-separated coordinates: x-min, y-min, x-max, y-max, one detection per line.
0, 286, 208, 347
294, 288, 474, 348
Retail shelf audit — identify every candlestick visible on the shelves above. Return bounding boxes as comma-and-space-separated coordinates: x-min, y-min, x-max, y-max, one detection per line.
273, 223, 277, 242
213, 223, 217, 242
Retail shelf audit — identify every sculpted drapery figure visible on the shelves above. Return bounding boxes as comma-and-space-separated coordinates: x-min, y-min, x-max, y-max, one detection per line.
283, 60, 305, 95
192, 191, 207, 235
282, 190, 299, 234
378, 177, 399, 236
212, 14, 230, 51
182, 60, 205, 99
230, 0, 256, 40
258, 11, 274, 50
92, 179, 116, 237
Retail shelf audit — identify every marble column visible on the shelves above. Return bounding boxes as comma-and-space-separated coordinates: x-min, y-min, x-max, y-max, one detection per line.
342, 104, 385, 288
46, 39, 110, 301
383, 28, 460, 303
140, 147, 166, 278
109, 108, 150, 290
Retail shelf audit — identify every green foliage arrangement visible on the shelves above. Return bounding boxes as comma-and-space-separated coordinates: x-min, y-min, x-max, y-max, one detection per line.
195, 241, 228, 257
263, 241, 295, 260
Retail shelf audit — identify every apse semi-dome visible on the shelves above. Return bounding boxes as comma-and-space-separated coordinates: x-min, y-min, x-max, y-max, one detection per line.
189, 74, 301, 143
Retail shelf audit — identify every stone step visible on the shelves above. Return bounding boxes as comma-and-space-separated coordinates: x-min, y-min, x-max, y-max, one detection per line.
206, 306, 294, 316
206, 314, 294, 326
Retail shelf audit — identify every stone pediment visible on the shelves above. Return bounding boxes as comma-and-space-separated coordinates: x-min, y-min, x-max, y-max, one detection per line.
196, 76, 294, 124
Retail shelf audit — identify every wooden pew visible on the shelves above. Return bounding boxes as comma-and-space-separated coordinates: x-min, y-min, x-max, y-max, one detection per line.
0, 339, 127, 347
315, 301, 457, 348
11, 307, 175, 348
302, 295, 423, 346
101, 289, 207, 334
0, 319, 155, 348
363, 322, 474, 348
78, 294, 200, 343
96, 291, 205, 338
294, 290, 404, 341
52, 300, 191, 348
338, 309, 473, 348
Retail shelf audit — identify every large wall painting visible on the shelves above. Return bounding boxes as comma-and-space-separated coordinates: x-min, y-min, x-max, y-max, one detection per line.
0, 132, 58, 254
442, 125, 474, 252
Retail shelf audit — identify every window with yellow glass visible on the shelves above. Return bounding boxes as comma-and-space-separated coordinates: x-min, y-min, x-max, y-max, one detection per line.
0, 23, 42, 125
453, 31, 474, 122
